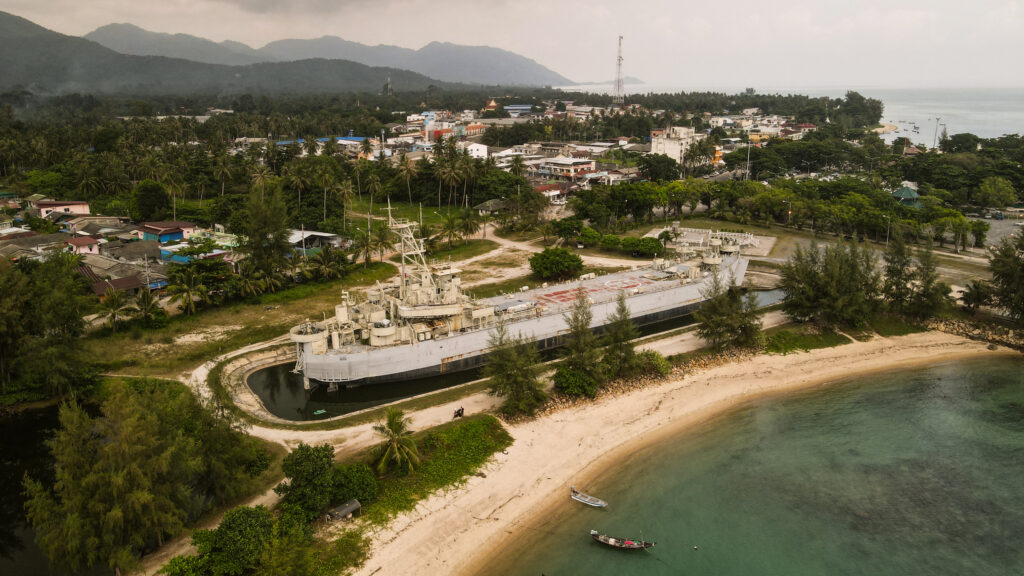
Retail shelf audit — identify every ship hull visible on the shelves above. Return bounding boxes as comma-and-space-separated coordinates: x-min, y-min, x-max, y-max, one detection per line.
298, 257, 747, 387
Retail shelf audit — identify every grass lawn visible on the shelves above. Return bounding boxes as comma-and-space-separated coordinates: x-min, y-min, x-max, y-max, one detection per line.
347, 196, 450, 228
84, 262, 396, 378
389, 238, 498, 264
870, 315, 928, 337
764, 324, 853, 354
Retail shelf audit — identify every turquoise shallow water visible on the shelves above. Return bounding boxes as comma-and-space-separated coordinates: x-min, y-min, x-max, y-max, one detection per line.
491, 357, 1024, 576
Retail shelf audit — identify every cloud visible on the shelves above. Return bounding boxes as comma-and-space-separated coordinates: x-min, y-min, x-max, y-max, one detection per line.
208, 0, 372, 14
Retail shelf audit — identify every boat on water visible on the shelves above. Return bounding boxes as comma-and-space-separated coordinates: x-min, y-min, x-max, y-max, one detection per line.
590, 530, 655, 550
571, 486, 608, 508
289, 215, 749, 387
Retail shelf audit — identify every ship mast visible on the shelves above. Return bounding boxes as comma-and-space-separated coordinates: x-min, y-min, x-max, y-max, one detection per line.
387, 198, 432, 300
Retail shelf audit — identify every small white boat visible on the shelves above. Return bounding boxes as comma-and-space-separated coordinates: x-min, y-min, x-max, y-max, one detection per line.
571, 485, 608, 508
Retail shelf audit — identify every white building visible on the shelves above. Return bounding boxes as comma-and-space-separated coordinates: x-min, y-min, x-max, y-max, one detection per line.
458, 142, 489, 159
650, 126, 704, 165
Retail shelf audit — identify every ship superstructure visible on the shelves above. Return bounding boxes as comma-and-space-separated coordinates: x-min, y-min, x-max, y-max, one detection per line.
289, 215, 747, 387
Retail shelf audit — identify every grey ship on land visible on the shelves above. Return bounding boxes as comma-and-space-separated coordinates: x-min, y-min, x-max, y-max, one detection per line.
289, 216, 748, 387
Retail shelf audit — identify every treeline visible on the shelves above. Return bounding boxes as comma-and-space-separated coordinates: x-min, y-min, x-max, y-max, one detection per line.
23, 379, 271, 576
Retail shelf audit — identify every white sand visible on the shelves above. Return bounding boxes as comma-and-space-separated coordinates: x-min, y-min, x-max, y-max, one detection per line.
352, 332, 1016, 576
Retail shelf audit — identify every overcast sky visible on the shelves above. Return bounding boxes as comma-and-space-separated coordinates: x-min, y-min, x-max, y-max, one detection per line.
4, 0, 1024, 90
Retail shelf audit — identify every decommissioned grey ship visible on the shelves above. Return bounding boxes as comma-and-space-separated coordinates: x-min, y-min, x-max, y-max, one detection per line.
289, 216, 748, 387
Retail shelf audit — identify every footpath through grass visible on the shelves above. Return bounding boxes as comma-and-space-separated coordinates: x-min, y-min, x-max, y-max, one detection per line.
84, 262, 396, 378
359, 414, 513, 525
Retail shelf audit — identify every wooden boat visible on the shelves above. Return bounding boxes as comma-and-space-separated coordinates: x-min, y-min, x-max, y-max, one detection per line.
570, 486, 608, 508
590, 530, 655, 550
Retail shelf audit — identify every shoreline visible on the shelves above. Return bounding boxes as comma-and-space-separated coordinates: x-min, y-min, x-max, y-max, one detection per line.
351, 332, 1019, 576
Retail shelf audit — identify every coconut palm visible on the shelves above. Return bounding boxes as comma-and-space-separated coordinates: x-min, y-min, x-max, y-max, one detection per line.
331, 179, 355, 230
350, 228, 374, 267
133, 288, 162, 325
283, 163, 309, 225
397, 153, 418, 203
237, 260, 266, 298
458, 210, 482, 241
365, 173, 383, 202
372, 407, 420, 475
167, 268, 209, 315
438, 212, 463, 249
306, 244, 345, 281
440, 161, 462, 207
251, 164, 273, 201
213, 155, 231, 197
509, 155, 525, 178
371, 224, 396, 262
313, 163, 336, 223
99, 288, 134, 332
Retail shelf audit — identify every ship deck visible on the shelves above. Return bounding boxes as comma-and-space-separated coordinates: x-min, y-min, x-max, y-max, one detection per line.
479, 264, 700, 315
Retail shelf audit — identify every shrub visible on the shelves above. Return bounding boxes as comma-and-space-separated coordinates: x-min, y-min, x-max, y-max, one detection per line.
332, 463, 379, 505
529, 247, 584, 280
635, 350, 671, 376
599, 235, 621, 251
553, 365, 599, 398
578, 226, 602, 247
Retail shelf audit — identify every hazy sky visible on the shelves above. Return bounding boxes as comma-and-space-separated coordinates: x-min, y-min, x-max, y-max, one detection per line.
4, 0, 1024, 90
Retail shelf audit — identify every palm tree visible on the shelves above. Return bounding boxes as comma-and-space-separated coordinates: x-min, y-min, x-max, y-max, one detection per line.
168, 268, 209, 315
237, 260, 265, 298
509, 155, 525, 178
371, 224, 396, 262
133, 288, 162, 325
352, 158, 366, 200
251, 164, 273, 202
438, 161, 460, 208
438, 212, 463, 249
99, 288, 134, 332
459, 154, 476, 208
283, 163, 309, 225
332, 179, 355, 231
306, 244, 345, 281
213, 155, 232, 197
372, 407, 420, 475
365, 173, 383, 202
397, 154, 418, 203
314, 163, 336, 223
350, 229, 374, 267
458, 210, 481, 241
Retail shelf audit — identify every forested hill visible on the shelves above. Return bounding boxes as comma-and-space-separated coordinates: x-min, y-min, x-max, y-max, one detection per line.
83, 21, 573, 86
0, 12, 457, 96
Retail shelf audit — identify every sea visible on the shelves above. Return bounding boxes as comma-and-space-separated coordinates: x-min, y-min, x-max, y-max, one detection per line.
488, 356, 1024, 576
558, 84, 1024, 141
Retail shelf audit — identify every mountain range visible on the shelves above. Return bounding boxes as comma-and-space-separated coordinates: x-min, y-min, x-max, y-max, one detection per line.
0, 12, 465, 96
84, 23, 572, 86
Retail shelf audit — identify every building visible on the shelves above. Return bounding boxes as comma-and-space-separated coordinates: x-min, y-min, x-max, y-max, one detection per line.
650, 126, 704, 165
35, 200, 90, 218
458, 142, 489, 159
65, 236, 100, 255
533, 156, 596, 181
137, 221, 196, 243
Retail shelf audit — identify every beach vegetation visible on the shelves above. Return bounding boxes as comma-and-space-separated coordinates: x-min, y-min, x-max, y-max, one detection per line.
764, 326, 852, 354
958, 279, 992, 314
274, 442, 336, 523
988, 233, 1024, 324
868, 315, 927, 337
635, 349, 672, 376
694, 271, 764, 350
361, 415, 512, 525
906, 240, 951, 318
882, 229, 915, 313
372, 407, 421, 475
332, 463, 379, 505
779, 241, 881, 328
553, 288, 605, 397
23, 379, 272, 575
602, 291, 640, 378
484, 319, 546, 417
529, 247, 584, 281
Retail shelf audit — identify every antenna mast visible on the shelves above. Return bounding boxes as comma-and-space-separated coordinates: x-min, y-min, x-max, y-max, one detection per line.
613, 35, 624, 106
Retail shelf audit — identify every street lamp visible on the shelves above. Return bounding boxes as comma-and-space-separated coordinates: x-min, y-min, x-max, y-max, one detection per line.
783, 199, 792, 226
801, 160, 811, 178
883, 215, 890, 247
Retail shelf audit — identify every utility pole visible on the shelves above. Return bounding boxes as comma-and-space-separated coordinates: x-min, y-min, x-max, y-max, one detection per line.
613, 36, 624, 107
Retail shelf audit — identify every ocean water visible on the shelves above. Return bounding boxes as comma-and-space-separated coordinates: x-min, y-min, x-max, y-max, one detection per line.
489, 356, 1024, 576
557, 84, 1024, 140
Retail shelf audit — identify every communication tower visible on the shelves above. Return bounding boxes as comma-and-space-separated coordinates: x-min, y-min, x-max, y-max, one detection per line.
613, 35, 625, 106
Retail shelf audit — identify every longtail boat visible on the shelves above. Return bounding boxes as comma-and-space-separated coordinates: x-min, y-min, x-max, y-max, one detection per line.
590, 530, 655, 550
570, 485, 608, 508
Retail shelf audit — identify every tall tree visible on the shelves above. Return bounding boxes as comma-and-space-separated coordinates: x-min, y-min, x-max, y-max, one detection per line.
779, 241, 881, 327
274, 443, 335, 522
553, 288, 605, 397
602, 291, 639, 378
882, 228, 915, 313
397, 153, 418, 203
237, 188, 292, 277
168, 268, 209, 316
694, 271, 763, 350
99, 287, 135, 332
907, 240, 950, 318
484, 319, 546, 417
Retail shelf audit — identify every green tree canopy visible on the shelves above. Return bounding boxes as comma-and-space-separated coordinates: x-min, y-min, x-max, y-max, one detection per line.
274, 443, 335, 522
484, 319, 546, 416
529, 247, 583, 281
131, 178, 171, 221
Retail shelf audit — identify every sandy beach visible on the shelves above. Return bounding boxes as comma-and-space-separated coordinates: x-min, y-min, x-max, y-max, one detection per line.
351, 332, 1018, 576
